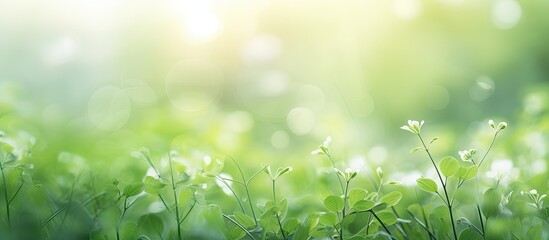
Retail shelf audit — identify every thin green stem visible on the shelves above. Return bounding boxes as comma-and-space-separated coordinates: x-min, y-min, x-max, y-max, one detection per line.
228, 156, 262, 226
1, 163, 10, 230
477, 204, 485, 236
169, 154, 182, 240
276, 213, 287, 240
406, 210, 437, 240
272, 180, 276, 203
116, 197, 128, 240
340, 180, 350, 240
7, 181, 23, 205
478, 131, 499, 168
370, 210, 393, 237
216, 176, 246, 213
179, 200, 196, 225
418, 134, 458, 240
222, 213, 256, 240
326, 153, 345, 194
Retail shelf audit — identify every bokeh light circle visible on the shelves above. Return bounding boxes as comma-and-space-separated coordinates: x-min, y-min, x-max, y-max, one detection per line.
165, 60, 224, 112
87, 86, 131, 131
287, 107, 315, 135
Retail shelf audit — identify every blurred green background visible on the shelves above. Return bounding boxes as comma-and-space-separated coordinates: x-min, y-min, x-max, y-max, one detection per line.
1, 0, 548, 210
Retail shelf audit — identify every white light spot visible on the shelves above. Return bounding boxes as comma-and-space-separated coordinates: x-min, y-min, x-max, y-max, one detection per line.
524, 93, 544, 115
87, 86, 131, 131
486, 159, 519, 184
393, 0, 421, 20
215, 173, 234, 195
165, 60, 224, 112
123, 78, 158, 105
368, 146, 388, 165
287, 107, 315, 135
224, 111, 254, 133
492, 0, 522, 30
271, 130, 289, 149
181, 1, 220, 43
44, 36, 78, 66
242, 34, 282, 63
348, 155, 367, 172
258, 71, 289, 96
470, 76, 495, 102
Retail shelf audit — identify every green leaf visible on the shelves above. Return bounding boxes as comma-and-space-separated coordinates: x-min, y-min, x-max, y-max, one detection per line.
259, 207, 279, 232
123, 182, 144, 197
293, 214, 319, 240
371, 202, 387, 212
380, 191, 402, 207
410, 147, 424, 154
416, 177, 438, 193
458, 228, 483, 240
283, 218, 299, 234
324, 195, 344, 212
120, 222, 138, 239
527, 225, 542, 239
439, 156, 459, 177
235, 211, 256, 229
352, 200, 375, 211
481, 188, 500, 218
278, 198, 289, 219
138, 214, 164, 236
143, 176, 166, 194
376, 211, 398, 226
319, 212, 337, 226
457, 165, 478, 180
349, 188, 368, 208
275, 167, 292, 178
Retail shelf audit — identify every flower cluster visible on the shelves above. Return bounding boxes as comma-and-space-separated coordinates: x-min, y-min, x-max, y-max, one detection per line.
522, 189, 547, 209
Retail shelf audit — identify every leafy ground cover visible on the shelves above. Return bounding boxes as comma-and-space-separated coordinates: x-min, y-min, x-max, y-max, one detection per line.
1, 119, 547, 240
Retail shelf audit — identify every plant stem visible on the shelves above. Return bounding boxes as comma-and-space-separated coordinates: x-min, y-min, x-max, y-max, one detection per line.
477, 204, 485, 235
217, 176, 246, 213
272, 179, 276, 203
1, 163, 10, 230
169, 155, 182, 240
276, 213, 287, 240
222, 213, 257, 240
369, 210, 393, 237
326, 154, 345, 194
478, 131, 499, 168
229, 157, 261, 226
116, 197, 128, 240
340, 180, 350, 240
418, 134, 458, 240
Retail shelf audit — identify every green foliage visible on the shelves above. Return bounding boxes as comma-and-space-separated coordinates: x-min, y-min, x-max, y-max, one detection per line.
416, 177, 438, 193
2, 117, 549, 240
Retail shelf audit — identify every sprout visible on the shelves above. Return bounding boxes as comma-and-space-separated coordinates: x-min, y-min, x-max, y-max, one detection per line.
311, 136, 332, 155
458, 149, 477, 161
401, 120, 424, 134
488, 119, 508, 133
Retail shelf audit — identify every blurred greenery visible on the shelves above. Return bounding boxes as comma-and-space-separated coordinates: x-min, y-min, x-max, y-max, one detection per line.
1, 0, 549, 239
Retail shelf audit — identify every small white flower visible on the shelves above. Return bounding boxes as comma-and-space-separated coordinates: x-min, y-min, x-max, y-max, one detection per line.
458, 149, 477, 161
401, 120, 424, 134
498, 122, 507, 131
530, 189, 538, 195
311, 136, 332, 155
489, 120, 496, 129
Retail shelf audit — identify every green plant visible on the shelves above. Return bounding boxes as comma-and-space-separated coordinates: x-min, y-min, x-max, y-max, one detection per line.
402, 119, 507, 240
